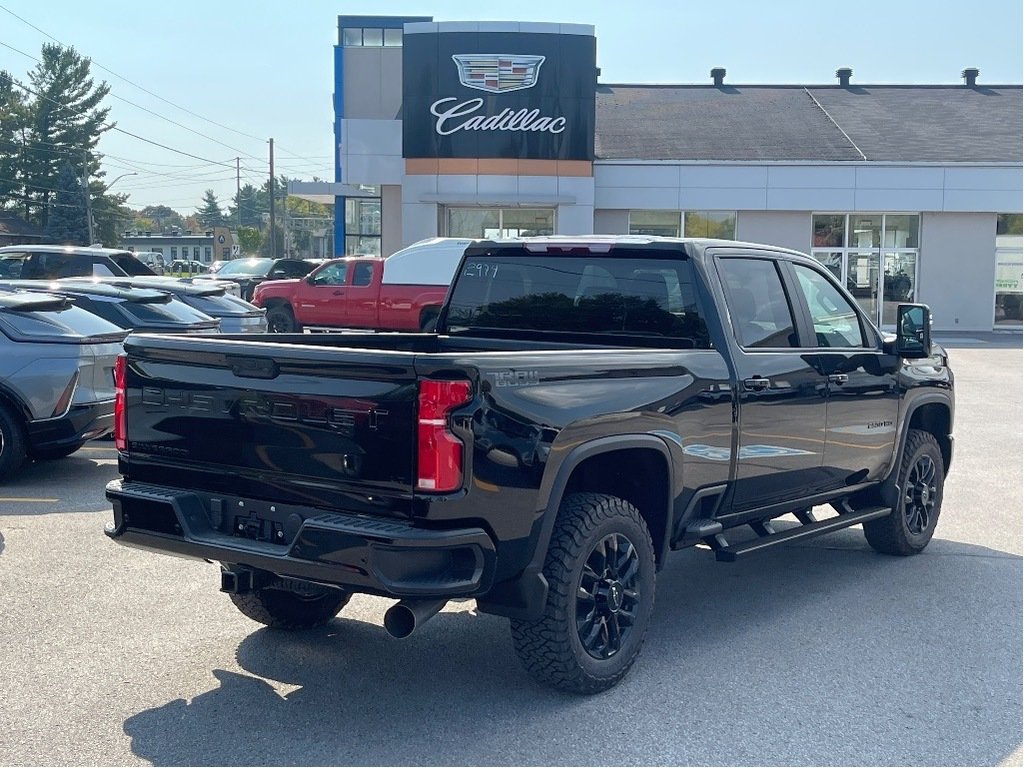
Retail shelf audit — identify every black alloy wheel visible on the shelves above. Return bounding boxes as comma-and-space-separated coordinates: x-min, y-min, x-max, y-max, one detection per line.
863, 428, 944, 555
510, 493, 656, 694
576, 532, 641, 660
903, 453, 938, 536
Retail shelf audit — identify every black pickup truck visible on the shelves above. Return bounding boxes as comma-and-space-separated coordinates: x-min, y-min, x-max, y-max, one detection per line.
105, 237, 954, 693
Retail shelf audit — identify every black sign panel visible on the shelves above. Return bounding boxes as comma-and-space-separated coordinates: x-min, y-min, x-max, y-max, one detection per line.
403, 31, 596, 161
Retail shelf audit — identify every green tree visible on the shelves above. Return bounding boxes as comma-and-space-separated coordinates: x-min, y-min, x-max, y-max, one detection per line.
91, 181, 131, 246
235, 226, 263, 255
23, 44, 111, 229
196, 189, 224, 228
0, 72, 28, 210
45, 160, 87, 244
229, 183, 262, 228
135, 204, 184, 232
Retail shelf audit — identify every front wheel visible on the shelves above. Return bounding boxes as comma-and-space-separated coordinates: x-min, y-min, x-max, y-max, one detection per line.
863, 429, 945, 555
0, 404, 27, 482
228, 581, 351, 629
510, 493, 656, 694
266, 305, 299, 333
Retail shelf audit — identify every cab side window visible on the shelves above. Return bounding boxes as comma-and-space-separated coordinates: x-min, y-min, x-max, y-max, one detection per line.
351, 262, 374, 287
311, 263, 347, 286
792, 264, 866, 348
717, 258, 799, 348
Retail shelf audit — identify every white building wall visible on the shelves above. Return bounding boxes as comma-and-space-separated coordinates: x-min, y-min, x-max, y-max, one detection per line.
919, 212, 998, 332
594, 210, 628, 234
380, 185, 403, 257
735, 211, 811, 253
593, 162, 1022, 213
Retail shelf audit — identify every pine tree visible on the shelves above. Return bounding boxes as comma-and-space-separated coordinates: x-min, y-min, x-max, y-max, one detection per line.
45, 160, 88, 244
229, 183, 262, 228
23, 44, 111, 229
0, 72, 27, 210
196, 189, 224, 228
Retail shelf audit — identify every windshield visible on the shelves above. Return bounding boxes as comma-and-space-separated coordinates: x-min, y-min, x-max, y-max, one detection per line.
215, 258, 272, 277
444, 249, 711, 347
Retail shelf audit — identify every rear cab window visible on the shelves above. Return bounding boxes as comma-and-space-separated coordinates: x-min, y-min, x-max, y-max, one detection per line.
716, 257, 799, 349
444, 247, 712, 348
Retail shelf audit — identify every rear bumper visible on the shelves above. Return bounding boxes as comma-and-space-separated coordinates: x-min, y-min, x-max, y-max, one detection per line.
27, 401, 114, 453
104, 480, 496, 598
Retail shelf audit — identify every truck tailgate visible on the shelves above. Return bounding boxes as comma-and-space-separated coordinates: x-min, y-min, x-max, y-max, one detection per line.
121, 336, 418, 507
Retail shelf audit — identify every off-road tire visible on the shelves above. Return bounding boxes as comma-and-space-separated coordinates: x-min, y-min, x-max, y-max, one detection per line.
0, 403, 27, 482
229, 583, 351, 629
510, 493, 656, 694
863, 429, 944, 555
266, 305, 299, 334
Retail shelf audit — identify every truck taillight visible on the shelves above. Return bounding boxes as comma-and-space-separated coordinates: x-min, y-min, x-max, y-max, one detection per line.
416, 379, 472, 493
113, 354, 127, 451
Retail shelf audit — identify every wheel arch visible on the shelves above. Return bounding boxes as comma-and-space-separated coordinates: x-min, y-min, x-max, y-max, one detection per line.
539, 435, 674, 568
478, 435, 674, 621
907, 401, 952, 475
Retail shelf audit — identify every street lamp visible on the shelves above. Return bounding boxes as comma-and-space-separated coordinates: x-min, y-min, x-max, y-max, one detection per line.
86, 171, 137, 246
105, 172, 138, 190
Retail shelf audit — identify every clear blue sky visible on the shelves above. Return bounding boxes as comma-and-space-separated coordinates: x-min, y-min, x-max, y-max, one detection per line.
1, 0, 1020, 213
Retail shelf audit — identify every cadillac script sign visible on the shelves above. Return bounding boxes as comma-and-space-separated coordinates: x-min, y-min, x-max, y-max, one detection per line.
403, 31, 596, 160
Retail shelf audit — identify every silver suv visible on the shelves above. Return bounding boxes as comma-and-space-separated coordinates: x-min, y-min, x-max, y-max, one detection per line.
0, 289, 128, 480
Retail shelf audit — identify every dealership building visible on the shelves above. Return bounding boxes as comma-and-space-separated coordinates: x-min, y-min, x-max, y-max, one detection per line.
289, 15, 1023, 332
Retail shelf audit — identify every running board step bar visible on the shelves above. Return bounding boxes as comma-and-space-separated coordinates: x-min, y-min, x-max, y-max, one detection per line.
708, 506, 891, 562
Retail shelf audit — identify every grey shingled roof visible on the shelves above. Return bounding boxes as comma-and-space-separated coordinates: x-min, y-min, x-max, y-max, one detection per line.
595, 84, 1023, 163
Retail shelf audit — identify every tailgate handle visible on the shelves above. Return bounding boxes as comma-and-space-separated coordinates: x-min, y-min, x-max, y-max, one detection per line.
229, 357, 279, 379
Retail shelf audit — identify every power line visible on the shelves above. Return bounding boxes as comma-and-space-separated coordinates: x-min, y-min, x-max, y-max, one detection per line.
0, 37, 266, 164
4, 72, 237, 168
0, 3, 273, 146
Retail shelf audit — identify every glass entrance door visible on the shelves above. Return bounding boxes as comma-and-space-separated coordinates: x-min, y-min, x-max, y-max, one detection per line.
812, 213, 920, 329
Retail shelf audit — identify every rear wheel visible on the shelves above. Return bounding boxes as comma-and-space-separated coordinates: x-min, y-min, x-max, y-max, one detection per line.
510, 493, 656, 694
266, 305, 299, 333
229, 581, 351, 629
863, 429, 944, 555
0, 404, 27, 482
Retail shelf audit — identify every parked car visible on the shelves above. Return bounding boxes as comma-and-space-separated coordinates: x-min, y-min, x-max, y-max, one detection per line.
105, 235, 954, 693
133, 252, 166, 275
252, 238, 473, 332
168, 259, 209, 275
0, 245, 133, 279
96, 277, 267, 334
0, 280, 221, 334
0, 288, 128, 479
196, 257, 318, 301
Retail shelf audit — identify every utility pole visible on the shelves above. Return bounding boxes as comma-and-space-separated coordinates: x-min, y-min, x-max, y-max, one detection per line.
82, 149, 95, 245
268, 138, 276, 259
235, 157, 240, 228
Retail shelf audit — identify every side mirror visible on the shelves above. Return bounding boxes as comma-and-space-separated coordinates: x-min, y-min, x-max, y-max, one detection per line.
896, 303, 931, 358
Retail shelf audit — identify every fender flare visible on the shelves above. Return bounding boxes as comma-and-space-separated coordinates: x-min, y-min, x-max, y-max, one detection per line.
477, 434, 674, 621
886, 393, 954, 480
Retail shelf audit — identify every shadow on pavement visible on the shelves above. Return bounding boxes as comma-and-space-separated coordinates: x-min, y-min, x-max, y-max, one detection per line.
123, 531, 1022, 766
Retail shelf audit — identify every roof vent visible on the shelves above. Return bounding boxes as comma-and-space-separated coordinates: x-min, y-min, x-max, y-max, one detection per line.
836, 67, 853, 86
710, 67, 726, 86
962, 67, 980, 86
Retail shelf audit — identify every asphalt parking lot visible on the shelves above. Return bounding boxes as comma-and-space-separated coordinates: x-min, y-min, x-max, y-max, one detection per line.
0, 337, 1020, 766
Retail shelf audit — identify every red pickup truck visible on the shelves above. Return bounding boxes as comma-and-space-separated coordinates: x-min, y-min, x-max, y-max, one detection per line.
252, 238, 471, 333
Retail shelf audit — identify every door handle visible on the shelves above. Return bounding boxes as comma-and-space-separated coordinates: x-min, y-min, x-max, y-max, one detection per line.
828, 373, 849, 385
743, 377, 771, 391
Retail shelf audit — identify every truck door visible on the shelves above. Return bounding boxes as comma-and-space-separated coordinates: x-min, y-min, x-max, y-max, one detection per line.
785, 261, 899, 487
342, 261, 379, 328
715, 255, 830, 510
299, 261, 349, 326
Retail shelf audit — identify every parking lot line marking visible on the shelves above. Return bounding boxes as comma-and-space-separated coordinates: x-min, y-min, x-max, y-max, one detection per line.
0, 497, 59, 503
